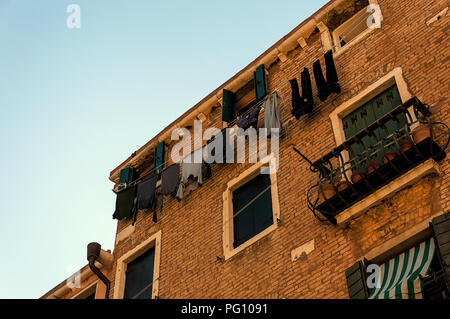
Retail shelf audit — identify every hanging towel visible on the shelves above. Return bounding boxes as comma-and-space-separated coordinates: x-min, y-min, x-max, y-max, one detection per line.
161, 163, 180, 196
264, 92, 281, 137
113, 185, 136, 221
136, 175, 158, 222
313, 50, 341, 101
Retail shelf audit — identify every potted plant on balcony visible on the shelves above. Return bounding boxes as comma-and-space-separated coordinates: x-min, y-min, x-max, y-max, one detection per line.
318, 180, 336, 203
350, 155, 366, 183
399, 139, 414, 152
366, 160, 382, 174
382, 150, 398, 163
412, 123, 431, 144
335, 179, 350, 192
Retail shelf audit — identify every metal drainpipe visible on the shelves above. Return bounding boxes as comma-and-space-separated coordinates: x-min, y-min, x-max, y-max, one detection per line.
87, 242, 111, 299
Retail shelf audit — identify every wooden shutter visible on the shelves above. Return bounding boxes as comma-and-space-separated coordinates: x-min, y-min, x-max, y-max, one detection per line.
253, 64, 267, 101
232, 174, 273, 247
119, 167, 135, 191
345, 260, 369, 299
431, 212, 450, 293
153, 142, 165, 175
222, 89, 236, 122
343, 85, 407, 165
124, 247, 156, 299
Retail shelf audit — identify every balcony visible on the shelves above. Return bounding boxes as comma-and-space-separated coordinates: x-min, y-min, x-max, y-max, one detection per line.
307, 97, 449, 224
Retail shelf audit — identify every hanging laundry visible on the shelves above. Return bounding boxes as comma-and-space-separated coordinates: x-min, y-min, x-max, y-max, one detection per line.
136, 174, 158, 222
313, 50, 341, 101
290, 78, 302, 117
205, 129, 232, 164
324, 50, 341, 95
161, 163, 180, 196
176, 150, 205, 200
237, 104, 262, 130
290, 68, 314, 119
264, 92, 281, 137
113, 185, 136, 221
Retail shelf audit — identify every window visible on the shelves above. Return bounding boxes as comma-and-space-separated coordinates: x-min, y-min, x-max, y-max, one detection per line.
124, 247, 155, 299
342, 84, 407, 165
222, 155, 280, 260
333, 6, 372, 51
346, 213, 450, 299
232, 173, 273, 248
113, 230, 161, 299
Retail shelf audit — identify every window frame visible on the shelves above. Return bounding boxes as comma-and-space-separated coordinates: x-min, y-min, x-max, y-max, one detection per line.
222, 154, 280, 260
113, 230, 161, 299
332, 1, 383, 57
329, 67, 417, 180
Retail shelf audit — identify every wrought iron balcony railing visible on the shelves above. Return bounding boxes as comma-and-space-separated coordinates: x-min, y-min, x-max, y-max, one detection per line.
306, 97, 449, 224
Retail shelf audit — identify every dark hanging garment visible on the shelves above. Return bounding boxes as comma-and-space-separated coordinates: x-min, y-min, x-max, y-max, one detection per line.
161, 163, 180, 196
290, 78, 304, 119
313, 59, 329, 102
237, 105, 262, 131
202, 162, 212, 180
205, 129, 229, 164
113, 185, 136, 220
313, 50, 341, 101
136, 175, 158, 222
301, 68, 314, 114
324, 49, 341, 95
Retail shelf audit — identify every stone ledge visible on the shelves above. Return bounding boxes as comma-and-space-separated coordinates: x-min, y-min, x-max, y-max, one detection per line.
336, 158, 442, 225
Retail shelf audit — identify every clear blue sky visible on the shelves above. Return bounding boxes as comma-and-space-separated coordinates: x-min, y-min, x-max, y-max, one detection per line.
0, 0, 329, 298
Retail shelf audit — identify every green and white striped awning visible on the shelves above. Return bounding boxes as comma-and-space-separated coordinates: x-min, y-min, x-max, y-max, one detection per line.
369, 238, 435, 299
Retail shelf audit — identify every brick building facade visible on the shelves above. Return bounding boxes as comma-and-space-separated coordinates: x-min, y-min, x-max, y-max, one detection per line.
42, 0, 449, 299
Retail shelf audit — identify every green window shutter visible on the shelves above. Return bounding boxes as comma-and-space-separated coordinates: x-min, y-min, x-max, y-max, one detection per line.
124, 247, 155, 299
222, 89, 236, 122
253, 64, 267, 101
119, 167, 135, 191
342, 84, 407, 165
153, 142, 165, 175
345, 261, 369, 299
232, 174, 273, 247
431, 212, 450, 293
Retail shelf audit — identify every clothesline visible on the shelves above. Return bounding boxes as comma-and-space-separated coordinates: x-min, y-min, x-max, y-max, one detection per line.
226, 93, 274, 128
116, 92, 281, 193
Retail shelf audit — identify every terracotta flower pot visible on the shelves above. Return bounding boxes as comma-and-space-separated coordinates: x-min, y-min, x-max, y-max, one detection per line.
351, 171, 365, 183
382, 151, 398, 164
399, 140, 413, 152
319, 183, 336, 202
336, 181, 351, 192
366, 161, 382, 174
412, 125, 431, 144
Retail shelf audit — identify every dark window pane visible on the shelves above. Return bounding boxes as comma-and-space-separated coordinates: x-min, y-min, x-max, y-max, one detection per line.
124, 247, 155, 299
233, 174, 273, 247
